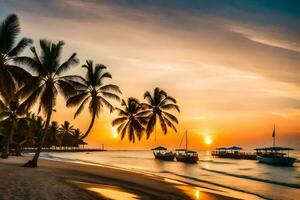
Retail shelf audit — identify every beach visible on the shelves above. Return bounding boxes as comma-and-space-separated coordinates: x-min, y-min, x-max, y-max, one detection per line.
0, 156, 245, 200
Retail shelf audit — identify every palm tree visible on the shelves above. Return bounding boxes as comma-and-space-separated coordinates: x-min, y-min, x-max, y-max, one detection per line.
66, 60, 121, 139
47, 121, 60, 148
142, 87, 180, 139
0, 100, 30, 158
73, 128, 82, 138
59, 121, 74, 135
15, 40, 79, 167
0, 14, 32, 102
112, 98, 148, 143
58, 121, 75, 149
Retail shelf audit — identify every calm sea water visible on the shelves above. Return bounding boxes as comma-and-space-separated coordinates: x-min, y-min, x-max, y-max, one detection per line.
41, 150, 300, 200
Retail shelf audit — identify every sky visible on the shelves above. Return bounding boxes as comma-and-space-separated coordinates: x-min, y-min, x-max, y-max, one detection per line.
1, 0, 300, 150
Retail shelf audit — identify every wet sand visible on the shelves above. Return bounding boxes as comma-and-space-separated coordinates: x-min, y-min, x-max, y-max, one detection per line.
0, 156, 242, 200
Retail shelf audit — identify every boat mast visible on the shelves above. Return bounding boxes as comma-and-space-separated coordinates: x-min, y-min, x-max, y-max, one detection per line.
186, 130, 188, 151
272, 125, 275, 147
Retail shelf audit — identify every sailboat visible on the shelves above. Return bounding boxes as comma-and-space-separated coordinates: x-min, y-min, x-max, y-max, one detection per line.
175, 130, 199, 163
152, 146, 175, 161
255, 125, 296, 166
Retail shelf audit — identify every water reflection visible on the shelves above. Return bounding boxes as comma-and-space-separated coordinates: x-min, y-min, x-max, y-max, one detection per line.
66, 180, 140, 200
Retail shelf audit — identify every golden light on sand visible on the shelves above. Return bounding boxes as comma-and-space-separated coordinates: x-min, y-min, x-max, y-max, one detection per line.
204, 135, 212, 145
112, 127, 118, 138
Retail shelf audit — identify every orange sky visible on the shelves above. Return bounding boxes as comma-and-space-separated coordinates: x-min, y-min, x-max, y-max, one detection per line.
1, 0, 300, 150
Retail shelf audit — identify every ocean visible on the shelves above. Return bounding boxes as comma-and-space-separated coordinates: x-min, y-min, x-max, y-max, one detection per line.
40, 150, 300, 200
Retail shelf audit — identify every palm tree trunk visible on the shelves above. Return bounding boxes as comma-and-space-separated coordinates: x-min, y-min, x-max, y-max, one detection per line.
80, 112, 96, 140
1, 120, 15, 159
24, 107, 53, 168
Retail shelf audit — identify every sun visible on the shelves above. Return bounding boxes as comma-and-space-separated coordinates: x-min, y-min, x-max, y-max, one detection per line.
204, 135, 212, 145
112, 127, 118, 138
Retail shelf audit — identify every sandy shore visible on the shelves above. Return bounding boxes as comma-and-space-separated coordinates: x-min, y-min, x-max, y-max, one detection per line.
0, 156, 241, 200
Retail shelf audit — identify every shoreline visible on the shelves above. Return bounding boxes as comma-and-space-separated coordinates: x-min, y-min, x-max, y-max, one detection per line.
0, 156, 245, 200
21, 149, 106, 153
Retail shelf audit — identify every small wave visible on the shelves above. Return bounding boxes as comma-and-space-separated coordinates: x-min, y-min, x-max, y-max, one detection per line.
160, 170, 271, 200
201, 167, 300, 189
238, 168, 252, 171
199, 159, 235, 164
42, 154, 158, 175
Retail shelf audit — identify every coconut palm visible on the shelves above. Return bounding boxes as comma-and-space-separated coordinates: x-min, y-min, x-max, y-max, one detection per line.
66, 60, 121, 139
0, 14, 32, 102
112, 98, 148, 143
15, 40, 79, 167
58, 121, 74, 135
0, 100, 30, 158
73, 128, 82, 138
142, 87, 180, 139
47, 121, 60, 148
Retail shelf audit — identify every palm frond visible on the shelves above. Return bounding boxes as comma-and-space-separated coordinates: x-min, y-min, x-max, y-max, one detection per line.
163, 111, 179, 123
66, 92, 89, 107
57, 80, 77, 99
164, 116, 177, 132
158, 114, 167, 134
99, 96, 114, 113
143, 91, 153, 105
0, 14, 20, 53
99, 84, 121, 93
112, 117, 128, 126
6, 65, 32, 85
101, 91, 120, 101
55, 53, 79, 75
7, 37, 33, 57
159, 96, 177, 106
19, 86, 43, 113
13, 56, 41, 73
114, 108, 129, 117
146, 114, 156, 138
161, 103, 180, 112
73, 96, 89, 119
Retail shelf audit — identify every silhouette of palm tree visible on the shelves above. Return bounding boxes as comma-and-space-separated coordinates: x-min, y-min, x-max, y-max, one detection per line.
15, 40, 79, 167
59, 121, 75, 135
0, 14, 32, 102
66, 60, 121, 140
0, 100, 30, 158
112, 98, 148, 143
48, 121, 60, 148
142, 87, 180, 139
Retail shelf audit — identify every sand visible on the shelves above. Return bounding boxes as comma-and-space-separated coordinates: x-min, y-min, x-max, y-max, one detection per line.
0, 156, 241, 200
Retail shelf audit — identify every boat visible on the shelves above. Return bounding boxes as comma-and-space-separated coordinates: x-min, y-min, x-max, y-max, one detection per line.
255, 125, 296, 166
152, 146, 175, 161
255, 147, 296, 166
175, 130, 198, 163
212, 146, 257, 160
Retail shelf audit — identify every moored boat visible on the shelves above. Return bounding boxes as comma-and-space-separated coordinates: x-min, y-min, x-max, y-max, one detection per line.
212, 146, 257, 160
255, 125, 296, 166
152, 146, 175, 161
255, 147, 296, 166
175, 130, 198, 163
176, 149, 199, 163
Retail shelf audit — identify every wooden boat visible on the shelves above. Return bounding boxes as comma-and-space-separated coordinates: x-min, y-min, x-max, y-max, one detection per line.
255, 147, 296, 166
175, 130, 198, 163
152, 146, 175, 161
255, 126, 296, 166
212, 146, 257, 160
176, 149, 199, 163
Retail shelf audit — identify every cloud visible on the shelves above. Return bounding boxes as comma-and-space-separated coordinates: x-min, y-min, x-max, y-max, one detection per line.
229, 25, 300, 53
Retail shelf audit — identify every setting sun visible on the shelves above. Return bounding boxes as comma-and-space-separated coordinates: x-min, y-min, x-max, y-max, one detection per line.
204, 136, 213, 145
112, 127, 118, 138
